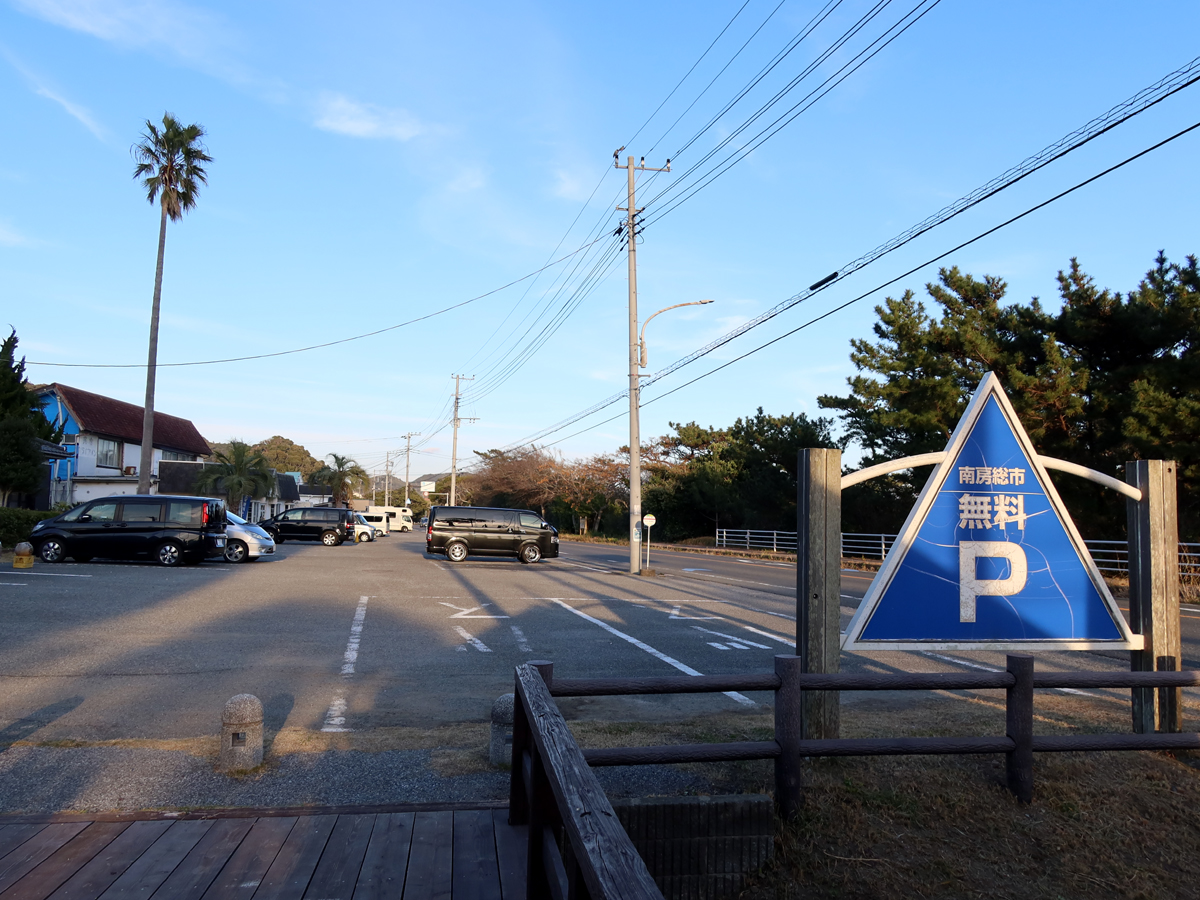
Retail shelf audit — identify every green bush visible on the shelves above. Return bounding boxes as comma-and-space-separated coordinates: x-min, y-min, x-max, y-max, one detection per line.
0, 508, 57, 548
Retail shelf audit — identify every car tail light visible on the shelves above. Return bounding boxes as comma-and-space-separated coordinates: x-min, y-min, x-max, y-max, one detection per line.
202, 502, 209, 525
427, 523, 433, 540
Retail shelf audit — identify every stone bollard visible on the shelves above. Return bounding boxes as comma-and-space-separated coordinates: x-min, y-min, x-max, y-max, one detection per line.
13, 542, 33, 569
489, 693, 514, 767
220, 694, 264, 772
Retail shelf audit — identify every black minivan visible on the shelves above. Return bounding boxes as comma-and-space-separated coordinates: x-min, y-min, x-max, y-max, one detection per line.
30, 495, 227, 566
258, 507, 354, 545
425, 506, 559, 563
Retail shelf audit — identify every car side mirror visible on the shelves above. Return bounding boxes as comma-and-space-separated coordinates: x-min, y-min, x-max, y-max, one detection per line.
79, 514, 92, 522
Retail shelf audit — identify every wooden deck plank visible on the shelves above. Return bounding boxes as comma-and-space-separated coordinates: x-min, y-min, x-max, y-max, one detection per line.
351, 813, 414, 900
252, 815, 336, 900
148, 818, 254, 900
0, 828, 48, 864
97, 819, 214, 900
489, 811, 526, 900
451, 811, 501, 900
0, 823, 90, 896
198, 817, 296, 900
44, 821, 173, 900
0, 822, 128, 900
400, 811, 453, 900
301, 815, 375, 900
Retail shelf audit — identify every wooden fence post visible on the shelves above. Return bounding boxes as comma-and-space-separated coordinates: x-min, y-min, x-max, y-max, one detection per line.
509, 661, 554, 825
1126, 461, 1182, 734
1005, 654, 1034, 804
774, 655, 804, 818
797, 448, 841, 740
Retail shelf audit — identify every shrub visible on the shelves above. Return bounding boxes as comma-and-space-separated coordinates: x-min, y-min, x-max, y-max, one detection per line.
678, 535, 716, 546
0, 508, 57, 548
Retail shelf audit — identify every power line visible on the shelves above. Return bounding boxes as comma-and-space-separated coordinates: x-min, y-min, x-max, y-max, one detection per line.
517, 115, 1200, 451
25, 233, 613, 369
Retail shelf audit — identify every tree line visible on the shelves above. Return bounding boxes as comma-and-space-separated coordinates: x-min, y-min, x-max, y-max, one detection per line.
463, 250, 1200, 542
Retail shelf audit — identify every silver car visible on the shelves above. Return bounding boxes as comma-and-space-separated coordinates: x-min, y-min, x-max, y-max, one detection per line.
224, 511, 277, 563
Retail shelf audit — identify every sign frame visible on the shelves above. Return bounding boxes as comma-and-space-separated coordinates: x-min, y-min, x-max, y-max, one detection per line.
841, 372, 1142, 652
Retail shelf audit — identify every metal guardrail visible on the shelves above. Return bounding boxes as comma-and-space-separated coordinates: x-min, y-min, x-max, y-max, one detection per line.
715, 529, 1200, 582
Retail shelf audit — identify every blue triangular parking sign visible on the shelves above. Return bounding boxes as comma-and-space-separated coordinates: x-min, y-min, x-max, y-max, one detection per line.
842, 373, 1141, 651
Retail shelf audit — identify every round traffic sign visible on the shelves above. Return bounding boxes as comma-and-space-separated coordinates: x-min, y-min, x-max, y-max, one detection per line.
642, 514, 656, 527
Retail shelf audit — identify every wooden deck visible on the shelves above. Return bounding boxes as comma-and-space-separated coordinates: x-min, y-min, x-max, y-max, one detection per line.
0, 804, 527, 900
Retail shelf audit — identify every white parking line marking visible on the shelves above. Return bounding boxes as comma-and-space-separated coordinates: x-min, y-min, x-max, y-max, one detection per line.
669, 606, 723, 620
690, 626, 773, 650
552, 600, 754, 707
0, 583, 27, 586
341, 596, 370, 675
511, 625, 532, 653
439, 601, 510, 619
454, 626, 492, 652
0, 571, 92, 577
736, 624, 797, 648
920, 651, 1098, 697
322, 595, 370, 733
709, 642, 730, 650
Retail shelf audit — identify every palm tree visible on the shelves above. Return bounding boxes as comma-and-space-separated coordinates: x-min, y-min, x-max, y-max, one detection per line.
312, 453, 369, 506
132, 113, 212, 494
194, 441, 275, 516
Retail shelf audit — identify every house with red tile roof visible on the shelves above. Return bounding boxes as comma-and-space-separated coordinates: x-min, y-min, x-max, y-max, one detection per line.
33, 383, 211, 505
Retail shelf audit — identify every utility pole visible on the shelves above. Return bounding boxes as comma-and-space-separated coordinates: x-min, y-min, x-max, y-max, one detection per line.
449, 375, 477, 507
401, 431, 420, 507
384, 451, 391, 508
614, 151, 669, 575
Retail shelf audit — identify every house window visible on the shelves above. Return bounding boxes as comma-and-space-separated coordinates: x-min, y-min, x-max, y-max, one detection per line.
61, 433, 77, 445
161, 450, 192, 461
96, 438, 120, 468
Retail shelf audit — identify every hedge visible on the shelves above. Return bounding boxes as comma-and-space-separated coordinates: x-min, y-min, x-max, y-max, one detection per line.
0, 508, 58, 548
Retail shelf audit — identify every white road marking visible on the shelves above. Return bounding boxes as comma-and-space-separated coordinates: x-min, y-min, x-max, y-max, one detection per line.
682, 568, 711, 572
552, 600, 754, 707
736, 624, 796, 648
340, 596, 370, 675
322, 595, 370, 733
668, 605, 723, 621
690, 626, 773, 650
920, 651, 1098, 697
0, 571, 92, 577
439, 601, 510, 619
0, 583, 27, 586
709, 642, 730, 650
454, 626, 492, 652
511, 625, 532, 653
559, 560, 611, 573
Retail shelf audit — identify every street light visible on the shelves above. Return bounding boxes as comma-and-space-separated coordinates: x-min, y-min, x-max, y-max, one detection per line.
639, 300, 714, 368
628, 299, 715, 576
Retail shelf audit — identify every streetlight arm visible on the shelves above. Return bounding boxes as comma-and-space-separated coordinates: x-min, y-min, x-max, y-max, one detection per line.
639, 300, 714, 368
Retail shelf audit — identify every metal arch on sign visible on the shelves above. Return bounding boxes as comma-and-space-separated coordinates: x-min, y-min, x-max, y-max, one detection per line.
841, 372, 1142, 652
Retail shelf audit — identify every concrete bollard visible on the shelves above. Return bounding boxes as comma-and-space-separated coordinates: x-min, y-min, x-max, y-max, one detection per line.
220, 694, 264, 772
13, 542, 33, 569
490, 693, 514, 767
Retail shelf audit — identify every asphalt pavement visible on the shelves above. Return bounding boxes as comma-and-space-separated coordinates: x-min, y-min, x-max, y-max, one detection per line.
0, 532, 1196, 813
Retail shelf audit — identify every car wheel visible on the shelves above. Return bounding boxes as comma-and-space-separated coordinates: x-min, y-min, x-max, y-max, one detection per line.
520, 543, 542, 564
225, 540, 248, 564
321, 530, 340, 546
156, 540, 184, 567
273, 535, 284, 544
38, 539, 66, 563
446, 542, 468, 562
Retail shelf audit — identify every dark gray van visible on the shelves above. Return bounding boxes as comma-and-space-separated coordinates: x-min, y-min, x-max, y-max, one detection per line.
30, 495, 227, 566
425, 506, 559, 563
258, 507, 353, 545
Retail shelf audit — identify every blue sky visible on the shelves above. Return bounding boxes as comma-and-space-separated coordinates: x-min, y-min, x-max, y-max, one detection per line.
3, 1, 1199, 480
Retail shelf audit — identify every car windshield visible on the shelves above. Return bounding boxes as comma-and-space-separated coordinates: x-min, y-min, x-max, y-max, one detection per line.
227, 511, 247, 525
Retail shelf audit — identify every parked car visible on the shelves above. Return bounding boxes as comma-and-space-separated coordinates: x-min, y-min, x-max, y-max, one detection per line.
425, 506, 558, 563
258, 507, 353, 546
360, 511, 389, 535
224, 511, 276, 563
30, 495, 227, 567
352, 513, 378, 543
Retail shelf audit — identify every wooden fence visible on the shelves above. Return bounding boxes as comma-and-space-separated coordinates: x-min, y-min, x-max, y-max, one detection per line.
512, 656, 1200, 851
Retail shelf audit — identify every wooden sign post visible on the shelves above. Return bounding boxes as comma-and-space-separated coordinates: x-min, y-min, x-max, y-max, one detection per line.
1126, 460, 1182, 734
797, 448, 841, 741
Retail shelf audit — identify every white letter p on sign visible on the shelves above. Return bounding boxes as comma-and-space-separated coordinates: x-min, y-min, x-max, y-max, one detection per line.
959, 541, 1028, 623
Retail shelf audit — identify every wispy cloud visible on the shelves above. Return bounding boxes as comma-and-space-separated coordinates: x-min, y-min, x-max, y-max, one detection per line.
313, 92, 424, 142
0, 45, 105, 139
0, 220, 36, 247
13, 0, 256, 87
